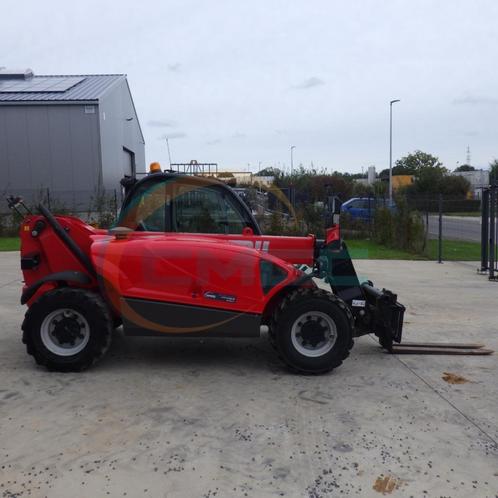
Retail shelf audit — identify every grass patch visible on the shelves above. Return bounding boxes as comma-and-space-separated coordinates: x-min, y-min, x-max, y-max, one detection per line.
426, 239, 481, 261
0, 237, 20, 251
346, 238, 481, 261
346, 239, 428, 260
0, 236, 481, 261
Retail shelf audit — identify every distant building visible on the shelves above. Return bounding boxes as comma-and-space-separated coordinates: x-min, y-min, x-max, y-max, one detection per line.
252, 175, 274, 187
355, 168, 414, 192
0, 68, 145, 206
217, 172, 274, 187
391, 175, 414, 190
367, 166, 376, 184
452, 169, 489, 199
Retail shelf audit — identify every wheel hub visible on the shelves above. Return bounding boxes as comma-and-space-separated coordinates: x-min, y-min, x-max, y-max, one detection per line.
298, 316, 329, 348
52, 315, 85, 346
40, 308, 90, 356
291, 311, 337, 358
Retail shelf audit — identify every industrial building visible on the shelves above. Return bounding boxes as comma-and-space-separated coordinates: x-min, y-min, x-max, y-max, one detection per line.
452, 169, 489, 199
0, 68, 145, 208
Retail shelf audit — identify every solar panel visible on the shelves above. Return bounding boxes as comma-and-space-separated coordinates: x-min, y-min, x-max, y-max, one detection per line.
0, 76, 85, 93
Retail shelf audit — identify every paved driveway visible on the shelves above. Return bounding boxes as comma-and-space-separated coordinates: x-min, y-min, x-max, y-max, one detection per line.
0, 252, 497, 497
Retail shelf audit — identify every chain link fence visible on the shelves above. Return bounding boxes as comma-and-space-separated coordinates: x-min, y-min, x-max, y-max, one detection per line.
0, 188, 121, 235
0, 186, 484, 263
338, 194, 482, 261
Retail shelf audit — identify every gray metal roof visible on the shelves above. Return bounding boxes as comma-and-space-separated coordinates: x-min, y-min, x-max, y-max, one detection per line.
0, 74, 125, 103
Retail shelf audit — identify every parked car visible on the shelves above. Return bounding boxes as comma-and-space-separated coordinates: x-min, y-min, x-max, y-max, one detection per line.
341, 197, 395, 222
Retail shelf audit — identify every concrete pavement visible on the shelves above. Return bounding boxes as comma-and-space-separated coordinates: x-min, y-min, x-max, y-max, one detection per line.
0, 252, 497, 497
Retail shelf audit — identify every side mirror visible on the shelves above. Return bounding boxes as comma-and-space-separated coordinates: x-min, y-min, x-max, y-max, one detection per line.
242, 226, 254, 236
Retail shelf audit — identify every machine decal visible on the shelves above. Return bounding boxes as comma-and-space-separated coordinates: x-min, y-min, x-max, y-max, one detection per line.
203, 291, 237, 303
352, 299, 366, 307
230, 239, 270, 252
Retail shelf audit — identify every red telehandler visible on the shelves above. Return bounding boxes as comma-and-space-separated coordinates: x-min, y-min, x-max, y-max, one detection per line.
9, 171, 405, 374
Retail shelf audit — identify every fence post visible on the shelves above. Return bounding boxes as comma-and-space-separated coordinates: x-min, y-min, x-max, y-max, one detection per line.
368, 196, 372, 233
489, 186, 496, 280
438, 194, 443, 263
480, 188, 489, 272
46, 187, 51, 210
423, 209, 429, 252
114, 189, 118, 219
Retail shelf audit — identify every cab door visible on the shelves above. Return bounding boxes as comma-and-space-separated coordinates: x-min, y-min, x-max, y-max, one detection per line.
172, 182, 251, 234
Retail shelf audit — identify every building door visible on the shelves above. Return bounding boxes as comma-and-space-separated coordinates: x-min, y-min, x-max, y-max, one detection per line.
122, 146, 136, 177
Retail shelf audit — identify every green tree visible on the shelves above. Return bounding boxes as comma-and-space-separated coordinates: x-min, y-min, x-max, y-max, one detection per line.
352, 182, 374, 197
441, 176, 471, 197
395, 150, 444, 174
413, 165, 447, 194
454, 164, 475, 172
379, 151, 443, 178
489, 159, 498, 183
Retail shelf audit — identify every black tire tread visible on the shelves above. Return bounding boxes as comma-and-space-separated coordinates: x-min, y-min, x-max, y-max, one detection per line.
22, 288, 112, 372
270, 287, 354, 374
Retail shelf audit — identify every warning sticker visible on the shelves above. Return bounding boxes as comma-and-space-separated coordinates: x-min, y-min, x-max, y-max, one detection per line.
352, 300, 366, 307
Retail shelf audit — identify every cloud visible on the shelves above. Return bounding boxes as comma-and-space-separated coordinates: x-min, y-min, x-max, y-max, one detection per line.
158, 132, 187, 140
148, 119, 176, 128
452, 94, 498, 105
168, 63, 181, 72
231, 132, 246, 139
206, 138, 222, 145
292, 77, 325, 90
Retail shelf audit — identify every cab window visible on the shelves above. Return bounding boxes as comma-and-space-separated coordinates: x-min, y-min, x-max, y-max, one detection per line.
174, 185, 247, 234
121, 181, 168, 231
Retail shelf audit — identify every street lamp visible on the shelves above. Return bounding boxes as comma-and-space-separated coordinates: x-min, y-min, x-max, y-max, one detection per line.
389, 99, 400, 203
290, 145, 296, 175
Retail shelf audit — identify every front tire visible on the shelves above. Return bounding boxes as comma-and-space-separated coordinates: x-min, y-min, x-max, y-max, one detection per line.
271, 288, 353, 374
22, 288, 113, 372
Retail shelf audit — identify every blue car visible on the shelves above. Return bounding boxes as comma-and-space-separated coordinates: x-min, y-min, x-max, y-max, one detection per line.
341, 197, 394, 222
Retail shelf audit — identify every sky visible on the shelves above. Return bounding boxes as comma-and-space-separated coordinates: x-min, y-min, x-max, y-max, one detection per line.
2, 0, 498, 174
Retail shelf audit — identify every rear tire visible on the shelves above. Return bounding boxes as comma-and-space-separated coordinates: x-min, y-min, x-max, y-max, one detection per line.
271, 288, 353, 374
22, 288, 113, 372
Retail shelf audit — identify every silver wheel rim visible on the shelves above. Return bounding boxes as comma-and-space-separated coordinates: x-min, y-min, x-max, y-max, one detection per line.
291, 311, 337, 358
40, 308, 90, 356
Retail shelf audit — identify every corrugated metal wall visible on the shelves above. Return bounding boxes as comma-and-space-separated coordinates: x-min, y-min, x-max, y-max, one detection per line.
0, 79, 145, 206
0, 104, 101, 193
99, 79, 146, 189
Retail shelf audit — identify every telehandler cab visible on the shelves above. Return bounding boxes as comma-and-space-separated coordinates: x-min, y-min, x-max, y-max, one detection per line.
10, 170, 405, 374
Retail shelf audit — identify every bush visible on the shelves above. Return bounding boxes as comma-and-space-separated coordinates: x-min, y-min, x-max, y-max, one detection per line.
339, 212, 371, 239
373, 201, 425, 254
373, 208, 394, 246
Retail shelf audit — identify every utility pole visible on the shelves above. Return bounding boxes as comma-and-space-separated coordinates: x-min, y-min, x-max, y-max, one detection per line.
290, 145, 296, 175
165, 138, 172, 167
389, 99, 400, 204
